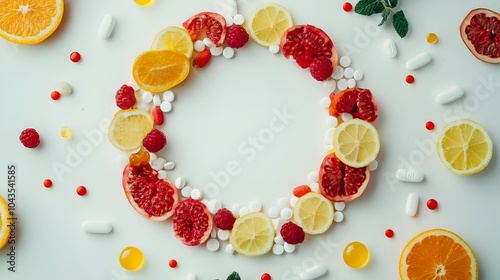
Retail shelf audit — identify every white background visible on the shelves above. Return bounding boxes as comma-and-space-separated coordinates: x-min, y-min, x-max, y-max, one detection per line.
1, 0, 500, 279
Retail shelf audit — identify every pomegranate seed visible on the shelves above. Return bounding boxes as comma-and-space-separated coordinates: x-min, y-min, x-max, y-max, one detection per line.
76, 186, 87, 196
405, 75, 415, 84
293, 185, 311, 197
343, 2, 353, 12
70, 51, 81, 62
43, 179, 53, 188
425, 121, 435, 130
168, 259, 177, 268
427, 199, 438, 210
51, 90, 61, 100
385, 229, 394, 238
261, 273, 272, 280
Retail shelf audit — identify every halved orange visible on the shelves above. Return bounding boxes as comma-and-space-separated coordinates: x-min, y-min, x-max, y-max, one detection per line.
399, 228, 478, 280
132, 50, 190, 93
0, 0, 64, 44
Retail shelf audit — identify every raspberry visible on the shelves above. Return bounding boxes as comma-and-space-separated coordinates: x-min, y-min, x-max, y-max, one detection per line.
280, 221, 305, 245
225, 25, 249, 49
142, 129, 167, 153
115, 85, 136, 109
309, 57, 333, 81
213, 208, 236, 230
19, 128, 41, 148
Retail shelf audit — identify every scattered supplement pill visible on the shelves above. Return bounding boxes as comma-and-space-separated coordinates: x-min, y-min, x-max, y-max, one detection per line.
283, 243, 295, 253
249, 200, 262, 212
406, 192, 419, 217
277, 197, 289, 208
427, 198, 438, 210
175, 177, 186, 189
426, 32, 438, 44
334, 211, 344, 222
60, 126, 73, 139
142, 91, 153, 103
207, 199, 222, 214
223, 47, 235, 58
162, 90, 175, 102
347, 78, 356, 88
337, 78, 348, 90
43, 179, 53, 188
261, 273, 272, 280
300, 264, 327, 280
203, 37, 214, 48
181, 186, 193, 197
340, 56, 351, 67
120, 246, 144, 271
280, 208, 293, 220
343, 241, 370, 268
383, 39, 397, 58
272, 243, 284, 255
334, 202, 345, 211
385, 229, 394, 238
98, 14, 115, 39
396, 169, 424, 183
269, 44, 280, 54
307, 171, 319, 183
341, 112, 353, 121
274, 235, 284, 244
309, 183, 319, 192
206, 239, 220, 252
343, 67, 354, 78
320, 96, 331, 108
217, 229, 229, 241
226, 244, 235, 254
210, 228, 217, 238
353, 69, 364, 80
76, 185, 87, 196
57, 82, 73, 95
368, 160, 378, 171
158, 170, 167, 179
326, 116, 338, 127
210, 45, 223, 56
343, 2, 353, 12
289, 196, 298, 207
238, 207, 250, 217
425, 121, 435, 130
323, 79, 336, 88
164, 161, 175, 170
406, 52, 432, 70
186, 273, 197, 280
405, 75, 415, 84
160, 101, 172, 113
331, 66, 344, 79
168, 259, 177, 268
233, 14, 244, 25
435, 86, 465, 104
194, 40, 205, 52
268, 207, 280, 218
293, 185, 311, 197
153, 95, 161, 106
51, 90, 61, 100
225, 15, 234, 27
70, 51, 81, 62
81, 221, 113, 234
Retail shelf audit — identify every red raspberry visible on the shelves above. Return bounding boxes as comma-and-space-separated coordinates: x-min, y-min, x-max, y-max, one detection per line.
280, 221, 305, 245
193, 49, 211, 68
213, 208, 236, 230
115, 85, 136, 109
19, 128, 41, 148
225, 25, 249, 49
309, 57, 333, 81
142, 129, 167, 152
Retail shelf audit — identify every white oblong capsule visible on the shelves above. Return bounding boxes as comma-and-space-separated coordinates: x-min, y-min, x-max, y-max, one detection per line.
81, 221, 113, 234
435, 86, 465, 105
299, 264, 327, 280
396, 169, 424, 183
406, 52, 432, 70
406, 193, 419, 217
384, 39, 397, 58
98, 14, 115, 39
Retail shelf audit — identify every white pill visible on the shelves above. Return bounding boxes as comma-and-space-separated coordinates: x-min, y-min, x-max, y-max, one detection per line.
213, 0, 237, 16
333, 211, 344, 222
323, 79, 336, 89
307, 171, 319, 183
331, 67, 344, 80
186, 273, 197, 280
290, 197, 299, 207
217, 229, 230, 241
210, 228, 217, 238
435, 86, 465, 105
81, 221, 112, 234
164, 161, 175, 170
207, 199, 222, 214
225, 244, 235, 254
274, 235, 285, 244
300, 264, 327, 280
337, 78, 348, 90
353, 69, 364, 80
98, 14, 115, 39
277, 197, 289, 208
280, 208, 293, 220
343, 67, 354, 79
225, 15, 234, 27
190, 188, 202, 200
369, 160, 378, 171
272, 218, 286, 231
149, 152, 157, 162
384, 39, 398, 58
249, 200, 262, 212
239, 207, 250, 217
162, 90, 175, 102
223, 47, 235, 58
334, 202, 345, 211
151, 157, 166, 171
57, 82, 73, 95
142, 91, 153, 103
326, 116, 338, 127
406, 192, 419, 217
160, 101, 172, 113
406, 52, 432, 70
153, 95, 161, 106
181, 186, 193, 197
347, 78, 356, 88
339, 56, 351, 67
233, 14, 245, 25
231, 204, 240, 217
269, 44, 280, 54
158, 170, 167, 179
210, 45, 223, 56
194, 40, 205, 52
396, 169, 425, 183
206, 239, 220, 252
203, 38, 214, 48
175, 177, 185, 189
284, 243, 296, 253
272, 244, 284, 255
341, 112, 353, 121
268, 207, 280, 218
309, 183, 319, 192
320, 96, 331, 108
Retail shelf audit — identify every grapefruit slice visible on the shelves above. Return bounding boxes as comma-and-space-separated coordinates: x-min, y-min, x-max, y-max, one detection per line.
182, 12, 226, 47
460, 8, 500, 64
329, 88, 379, 123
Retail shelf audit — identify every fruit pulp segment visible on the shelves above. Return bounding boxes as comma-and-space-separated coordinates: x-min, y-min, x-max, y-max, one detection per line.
442, 124, 488, 170
0, 0, 56, 36
252, 8, 291, 43
466, 13, 500, 58
343, 241, 369, 268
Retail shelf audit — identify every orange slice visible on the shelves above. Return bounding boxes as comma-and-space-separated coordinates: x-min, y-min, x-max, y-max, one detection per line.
399, 228, 478, 280
132, 50, 190, 93
0, 0, 64, 44
151, 26, 194, 58
0, 196, 10, 249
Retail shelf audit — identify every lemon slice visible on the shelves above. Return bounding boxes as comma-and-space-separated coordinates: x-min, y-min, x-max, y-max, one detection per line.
332, 118, 380, 168
293, 192, 334, 235
437, 118, 493, 175
0, 196, 10, 249
151, 26, 194, 58
108, 109, 154, 152
247, 3, 293, 47
229, 212, 274, 257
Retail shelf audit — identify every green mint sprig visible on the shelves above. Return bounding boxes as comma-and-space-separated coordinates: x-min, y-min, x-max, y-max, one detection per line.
354, 0, 409, 38
226, 271, 241, 280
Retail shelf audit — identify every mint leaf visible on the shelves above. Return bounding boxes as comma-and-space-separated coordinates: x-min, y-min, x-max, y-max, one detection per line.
227, 272, 241, 280
382, 0, 398, 8
393, 10, 409, 38
379, 10, 391, 26
354, 0, 385, 16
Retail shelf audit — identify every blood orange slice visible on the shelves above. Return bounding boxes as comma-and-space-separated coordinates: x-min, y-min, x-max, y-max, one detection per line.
460, 8, 500, 64
122, 163, 179, 221
318, 153, 370, 202
182, 12, 226, 47
329, 88, 378, 123
173, 199, 213, 246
